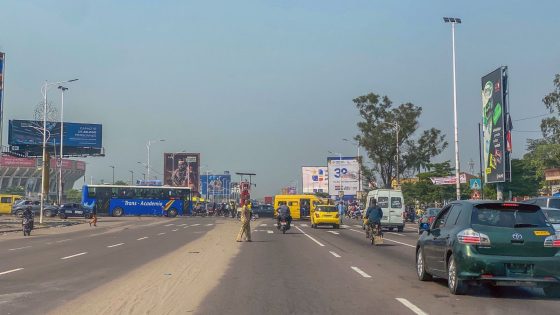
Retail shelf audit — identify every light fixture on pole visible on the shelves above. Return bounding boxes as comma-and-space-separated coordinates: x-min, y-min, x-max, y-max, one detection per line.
109, 166, 115, 184
444, 16, 462, 200
146, 139, 165, 180
39, 78, 78, 224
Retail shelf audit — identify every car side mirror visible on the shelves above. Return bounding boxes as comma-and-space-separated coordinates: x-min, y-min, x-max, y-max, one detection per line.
419, 222, 430, 235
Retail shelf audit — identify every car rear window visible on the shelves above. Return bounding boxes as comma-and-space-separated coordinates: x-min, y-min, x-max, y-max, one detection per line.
543, 209, 560, 224
472, 204, 549, 228
377, 197, 389, 208
549, 199, 560, 209
317, 206, 337, 212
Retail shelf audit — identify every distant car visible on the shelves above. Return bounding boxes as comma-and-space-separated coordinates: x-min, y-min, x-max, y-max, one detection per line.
311, 205, 340, 229
57, 203, 93, 219
11, 200, 58, 218
416, 201, 560, 297
524, 197, 560, 209
418, 208, 441, 234
542, 207, 560, 235
253, 204, 274, 218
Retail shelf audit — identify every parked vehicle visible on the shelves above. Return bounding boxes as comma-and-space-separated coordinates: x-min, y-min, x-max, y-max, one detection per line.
364, 189, 405, 232
57, 203, 93, 219
253, 204, 274, 218
524, 197, 560, 209
542, 207, 560, 235
418, 208, 441, 234
416, 201, 560, 297
11, 200, 58, 218
311, 205, 340, 229
0, 194, 23, 214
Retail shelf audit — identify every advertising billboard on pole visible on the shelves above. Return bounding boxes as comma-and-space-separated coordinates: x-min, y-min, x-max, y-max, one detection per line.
482, 67, 511, 183
163, 153, 200, 194
200, 174, 231, 196
301, 166, 328, 193
327, 157, 359, 199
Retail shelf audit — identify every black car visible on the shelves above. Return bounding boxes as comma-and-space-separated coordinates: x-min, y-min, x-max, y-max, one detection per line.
253, 204, 274, 218
416, 200, 560, 296
11, 200, 59, 218
57, 203, 93, 219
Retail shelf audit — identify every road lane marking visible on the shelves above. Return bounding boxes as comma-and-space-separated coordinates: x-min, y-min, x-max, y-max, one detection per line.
164, 224, 174, 227
158, 232, 166, 235
0, 268, 24, 276
327, 231, 340, 235
329, 251, 341, 258
172, 229, 178, 232
61, 252, 87, 260
190, 224, 200, 227
341, 224, 349, 228
137, 237, 148, 240
9, 246, 32, 251
351, 266, 371, 278
396, 298, 428, 315
387, 232, 407, 237
354, 225, 362, 228
178, 223, 187, 226
349, 229, 415, 248
260, 224, 267, 227
267, 230, 273, 234
56, 239, 72, 243
206, 223, 213, 226
295, 226, 325, 247
107, 243, 124, 248
300, 224, 308, 227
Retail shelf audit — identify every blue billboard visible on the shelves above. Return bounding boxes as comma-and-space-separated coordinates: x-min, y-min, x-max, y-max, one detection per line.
200, 175, 231, 196
8, 120, 103, 156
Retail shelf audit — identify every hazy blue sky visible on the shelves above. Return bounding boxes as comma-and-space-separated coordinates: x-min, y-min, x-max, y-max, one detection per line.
1, 1, 558, 197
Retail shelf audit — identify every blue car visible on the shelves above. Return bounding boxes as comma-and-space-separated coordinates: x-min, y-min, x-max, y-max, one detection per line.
57, 203, 93, 219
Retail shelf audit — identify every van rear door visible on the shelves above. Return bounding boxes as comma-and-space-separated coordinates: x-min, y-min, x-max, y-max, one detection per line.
389, 192, 404, 225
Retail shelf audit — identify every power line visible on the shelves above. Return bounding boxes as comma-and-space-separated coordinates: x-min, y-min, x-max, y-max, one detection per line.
513, 113, 550, 122
512, 130, 542, 133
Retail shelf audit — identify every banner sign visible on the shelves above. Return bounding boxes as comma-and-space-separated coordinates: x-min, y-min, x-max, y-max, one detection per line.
430, 174, 467, 185
0, 156, 36, 167
327, 157, 359, 197
8, 120, 103, 148
482, 67, 511, 183
163, 153, 200, 194
302, 166, 328, 193
200, 174, 231, 196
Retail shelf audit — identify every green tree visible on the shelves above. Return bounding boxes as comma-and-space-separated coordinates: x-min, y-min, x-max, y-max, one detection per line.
66, 189, 82, 202
541, 74, 560, 143
114, 180, 128, 186
1, 186, 25, 195
503, 159, 540, 197
353, 93, 448, 188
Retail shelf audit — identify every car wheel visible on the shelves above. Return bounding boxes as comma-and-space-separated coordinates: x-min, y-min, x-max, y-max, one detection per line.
388, 227, 394, 232
44, 210, 52, 217
543, 285, 560, 298
16, 210, 24, 218
59, 213, 67, 219
168, 208, 178, 218
448, 256, 468, 295
416, 248, 432, 281
113, 207, 124, 217
334, 224, 340, 229
397, 225, 404, 232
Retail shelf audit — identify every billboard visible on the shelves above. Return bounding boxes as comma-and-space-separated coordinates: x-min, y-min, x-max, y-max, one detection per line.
8, 120, 103, 156
429, 174, 467, 185
163, 153, 200, 194
482, 67, 511, 183
200, 174, 231, 196
327, 157, 359, 198
302, 166, 328, 193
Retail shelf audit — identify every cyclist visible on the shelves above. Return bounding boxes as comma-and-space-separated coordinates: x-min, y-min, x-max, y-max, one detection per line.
365, 199, 383, 239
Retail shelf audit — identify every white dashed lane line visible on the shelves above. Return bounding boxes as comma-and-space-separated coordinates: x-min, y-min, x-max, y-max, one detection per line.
172, 229, 178, 232
206, 223, 213, 226
267, 230, 273, 234
329, 251, 341, 258
137, 237, 148, 240
107, 243, 124, 248
260, 224, 267, 227
0, 268, 24, 276
327, 231, 340, 235
348, 229, 415, 248
178, 224, 187, 226
56, 239, 72, 243
164, 224, 174, 227
396, 298, 428, 315
61, 252, 87, 260
158, 232, 166, 236
387, 232, 407, 237
300, 224, 308, 227
295, 226, 325, 247
351, 266, 372, 278
9, 246, 32, 251
190, 224, 200, 227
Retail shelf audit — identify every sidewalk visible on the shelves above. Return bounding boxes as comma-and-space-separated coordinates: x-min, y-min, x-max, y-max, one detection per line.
0, 215, 84, 234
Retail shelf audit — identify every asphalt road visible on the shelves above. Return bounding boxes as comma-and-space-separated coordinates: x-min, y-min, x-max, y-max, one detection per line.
197, 219, 560, 315
0, 216, 218, 315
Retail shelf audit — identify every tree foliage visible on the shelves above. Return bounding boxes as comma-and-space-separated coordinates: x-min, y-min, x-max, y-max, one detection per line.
541, 74, 560, 143
353, 93, 448, 188
1, 186, 25, 195
66, 189, 82, 202
114, 180, 128, 186
502, 159, 540, 198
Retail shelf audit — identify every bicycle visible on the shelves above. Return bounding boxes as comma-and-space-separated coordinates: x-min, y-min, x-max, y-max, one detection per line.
366, 221, 383, 245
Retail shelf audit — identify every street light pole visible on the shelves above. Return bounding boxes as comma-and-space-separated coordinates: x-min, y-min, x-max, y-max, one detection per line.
444, 17, 462, 200
57, 85, 68, 205
146, 139, 165, 180
110, 166, 115, 184
39, 78, 78, 224
129, 170, 134, 185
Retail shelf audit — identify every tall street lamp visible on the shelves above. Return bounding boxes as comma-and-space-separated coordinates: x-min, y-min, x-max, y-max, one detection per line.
146, 139, 165, 180
129, 170, 134, 185
343, 138, 361, 195
57, 81, 79, 205
39, 78, 78, 224
444, 16, 462, 200
109, 165, 115, 184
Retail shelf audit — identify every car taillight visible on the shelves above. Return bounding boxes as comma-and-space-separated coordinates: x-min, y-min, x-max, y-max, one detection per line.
428, 217, 435, 224
544, 235, 560, 247
457, 228, 491, 246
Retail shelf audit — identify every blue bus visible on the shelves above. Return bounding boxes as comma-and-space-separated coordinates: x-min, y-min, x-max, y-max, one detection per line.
82, 185, 192, 217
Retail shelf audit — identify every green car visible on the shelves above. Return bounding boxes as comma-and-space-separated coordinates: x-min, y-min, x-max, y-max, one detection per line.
416, 201, 560, 297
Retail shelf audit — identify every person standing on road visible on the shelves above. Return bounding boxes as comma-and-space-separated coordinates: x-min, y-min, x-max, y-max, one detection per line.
337, 201, 345, 224
236, 200, 252, 242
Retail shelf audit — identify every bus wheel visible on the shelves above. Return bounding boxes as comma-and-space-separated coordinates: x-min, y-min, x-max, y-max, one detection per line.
113, 207, 124, 217
168, 208, 178, 218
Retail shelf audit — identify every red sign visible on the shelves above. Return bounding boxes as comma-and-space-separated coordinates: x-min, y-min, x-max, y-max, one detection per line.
0, 156, 36, 167
471, 190, 481, 200
49, 159, 74, 169
76, 161, 86, 170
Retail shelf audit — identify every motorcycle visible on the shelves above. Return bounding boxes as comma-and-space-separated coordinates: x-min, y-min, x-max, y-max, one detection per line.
277, 216, 291, 234
22, 217, 33, 236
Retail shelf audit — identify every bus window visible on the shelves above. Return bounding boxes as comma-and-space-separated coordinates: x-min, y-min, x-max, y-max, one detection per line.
88, 187, 96, 198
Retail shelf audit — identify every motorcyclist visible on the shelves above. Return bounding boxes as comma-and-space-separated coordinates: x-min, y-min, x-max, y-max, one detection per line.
365, 199, 383, 238
276, 204, 292, 228
22, 206, 34, 235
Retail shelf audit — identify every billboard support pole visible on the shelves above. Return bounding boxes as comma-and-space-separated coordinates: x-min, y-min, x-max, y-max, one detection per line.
478, 122, 485, 200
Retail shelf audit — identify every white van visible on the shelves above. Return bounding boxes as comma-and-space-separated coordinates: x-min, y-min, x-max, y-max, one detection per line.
365, 189, 405, 232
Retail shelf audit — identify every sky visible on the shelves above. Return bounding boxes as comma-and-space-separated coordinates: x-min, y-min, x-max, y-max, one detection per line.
0, 0, 559, 197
